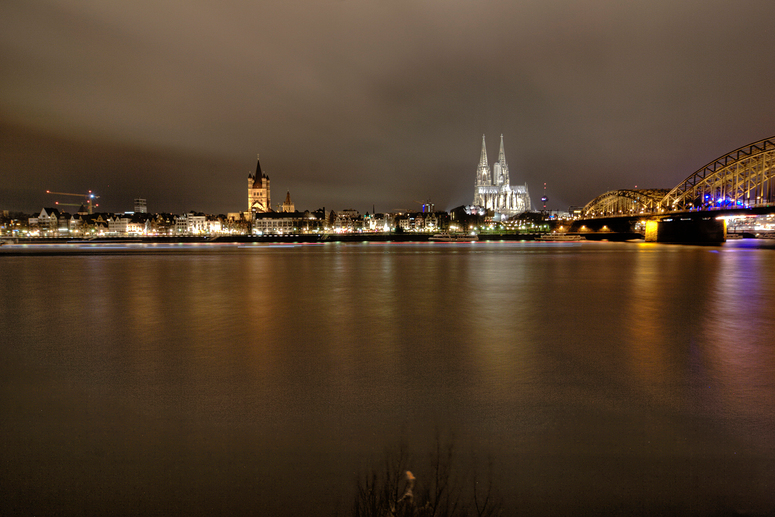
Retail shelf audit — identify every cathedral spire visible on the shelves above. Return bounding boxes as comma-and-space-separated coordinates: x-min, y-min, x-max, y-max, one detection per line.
498, 134, 507, 165
479, 134, 489, 167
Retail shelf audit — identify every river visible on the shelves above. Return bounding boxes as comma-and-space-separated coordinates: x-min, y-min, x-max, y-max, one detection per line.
1, 240, 774, 515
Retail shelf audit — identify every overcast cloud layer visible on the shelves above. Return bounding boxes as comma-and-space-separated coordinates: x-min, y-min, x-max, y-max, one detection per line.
2, 0, 775, 214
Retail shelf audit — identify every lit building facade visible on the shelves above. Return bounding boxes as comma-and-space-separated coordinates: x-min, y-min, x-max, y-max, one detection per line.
473, 134, 531, 217
252, 212, 305, 234
248, 154, 270, 216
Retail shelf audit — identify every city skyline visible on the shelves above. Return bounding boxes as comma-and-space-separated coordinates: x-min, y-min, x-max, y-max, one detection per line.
2, 1, 775, 215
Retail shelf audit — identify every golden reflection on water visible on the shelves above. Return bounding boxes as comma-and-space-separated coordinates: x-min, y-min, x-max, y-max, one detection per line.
624, 245, 693, 407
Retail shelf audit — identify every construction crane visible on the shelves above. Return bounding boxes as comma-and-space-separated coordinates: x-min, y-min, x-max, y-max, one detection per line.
46, 191, 99, 214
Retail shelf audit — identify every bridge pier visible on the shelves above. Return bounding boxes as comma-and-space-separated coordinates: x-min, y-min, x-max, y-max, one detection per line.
645, 217, 726, 244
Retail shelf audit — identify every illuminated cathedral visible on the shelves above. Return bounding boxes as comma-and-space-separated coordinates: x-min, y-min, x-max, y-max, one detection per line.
473, 134, 531, 217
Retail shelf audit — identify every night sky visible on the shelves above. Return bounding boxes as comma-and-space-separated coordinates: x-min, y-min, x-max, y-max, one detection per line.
2, 0, 775, 215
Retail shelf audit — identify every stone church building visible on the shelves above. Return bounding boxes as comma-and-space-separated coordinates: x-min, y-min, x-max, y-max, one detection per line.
248, 154, 270, 216
473, 135, 531, 217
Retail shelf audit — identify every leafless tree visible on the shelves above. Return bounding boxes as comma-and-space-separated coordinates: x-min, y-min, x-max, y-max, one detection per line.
352, 435, 503, 517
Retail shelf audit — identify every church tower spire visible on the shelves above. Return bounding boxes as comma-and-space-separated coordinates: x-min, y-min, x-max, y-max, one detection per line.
479, 134, 488, 168
255, 153, 263, 178
475, 134, 491, 188
497, 134, 509, 185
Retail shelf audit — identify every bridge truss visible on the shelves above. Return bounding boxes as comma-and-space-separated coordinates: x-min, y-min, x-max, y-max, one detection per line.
660, 136, 775, 211
582, 189, 669, 218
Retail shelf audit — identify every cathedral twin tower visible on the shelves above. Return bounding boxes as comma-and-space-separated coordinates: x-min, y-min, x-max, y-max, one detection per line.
473, 134, 531, 216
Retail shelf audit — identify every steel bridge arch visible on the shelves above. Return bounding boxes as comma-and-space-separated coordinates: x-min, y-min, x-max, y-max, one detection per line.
660, 136, 775, 211
582, 189, 669, 217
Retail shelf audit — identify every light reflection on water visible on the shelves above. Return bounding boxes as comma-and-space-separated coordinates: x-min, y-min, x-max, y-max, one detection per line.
1, 241, 774, 516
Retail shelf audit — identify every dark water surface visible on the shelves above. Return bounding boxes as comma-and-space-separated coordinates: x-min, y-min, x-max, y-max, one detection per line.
2, 241, 775, 516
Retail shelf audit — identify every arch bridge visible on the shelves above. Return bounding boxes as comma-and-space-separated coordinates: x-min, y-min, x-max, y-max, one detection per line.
581, 135, 775, 218
576, 136, 775, 242
582, 189, 669, 218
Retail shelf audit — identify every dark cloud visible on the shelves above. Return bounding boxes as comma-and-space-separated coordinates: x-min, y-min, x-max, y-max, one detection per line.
2, 0, 775, 214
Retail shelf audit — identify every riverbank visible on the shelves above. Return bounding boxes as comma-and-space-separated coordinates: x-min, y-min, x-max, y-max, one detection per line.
5, 232, 553, 245
0, 232, 581, 255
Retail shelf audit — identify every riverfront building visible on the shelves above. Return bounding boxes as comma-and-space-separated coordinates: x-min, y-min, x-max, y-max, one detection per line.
473, 135, 531, 217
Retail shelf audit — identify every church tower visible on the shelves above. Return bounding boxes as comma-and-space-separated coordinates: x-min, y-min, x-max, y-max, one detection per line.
476, 134, 490, 187
473, 134, 497, 208
280, 191, 295, 213
495, 134, 509, 186
248, 154, 271, 217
